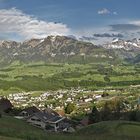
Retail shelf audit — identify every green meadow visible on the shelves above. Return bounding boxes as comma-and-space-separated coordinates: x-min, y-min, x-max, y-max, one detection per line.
0, 62, 140, 95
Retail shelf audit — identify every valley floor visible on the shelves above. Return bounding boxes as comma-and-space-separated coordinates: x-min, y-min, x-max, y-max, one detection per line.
0, 63, 140, 139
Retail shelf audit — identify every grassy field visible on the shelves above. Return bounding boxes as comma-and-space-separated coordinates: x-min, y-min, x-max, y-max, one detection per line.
0, 116, 140, 140
77, 121, 140, 140
0, 62, 140, 95
0, 136, 21, 140
0, 116, 47, 140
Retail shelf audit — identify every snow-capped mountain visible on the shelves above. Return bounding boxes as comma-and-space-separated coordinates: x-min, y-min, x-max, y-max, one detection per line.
0, 36, 140, 66
103, 38, 140, 50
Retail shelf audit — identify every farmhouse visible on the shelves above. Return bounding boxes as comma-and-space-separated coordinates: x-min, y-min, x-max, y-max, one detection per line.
19, 106, 40, 118
27, 108, 65, 131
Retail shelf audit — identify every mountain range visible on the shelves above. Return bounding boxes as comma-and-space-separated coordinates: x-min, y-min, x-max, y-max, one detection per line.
0, 36, 140, 66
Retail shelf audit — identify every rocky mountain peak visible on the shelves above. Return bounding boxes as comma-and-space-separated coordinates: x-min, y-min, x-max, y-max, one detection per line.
104, 38, 140, 50
0, 40, 20, 48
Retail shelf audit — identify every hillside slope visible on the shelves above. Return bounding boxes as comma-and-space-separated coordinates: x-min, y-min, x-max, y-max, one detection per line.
0, 116, 140, 140
77, 121, 140, 140
0, 116, 47, 140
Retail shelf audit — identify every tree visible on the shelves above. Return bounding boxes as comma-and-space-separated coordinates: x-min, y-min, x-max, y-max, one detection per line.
129, 110, 137, 121
111, 97, 125, 119
129, 109, 140, 122
101, 102, 112, 121
136, 110, 140, 121
89, 105, 100, 123
104, 76, 110, 83
100, 97, 126, 120
65, 103, 76, 114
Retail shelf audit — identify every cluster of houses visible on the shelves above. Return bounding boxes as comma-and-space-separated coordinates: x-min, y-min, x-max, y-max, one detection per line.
0, 88, 124, 132
1, 88, 140, 133
6, 89, 106, 111
0, 98, 74, 132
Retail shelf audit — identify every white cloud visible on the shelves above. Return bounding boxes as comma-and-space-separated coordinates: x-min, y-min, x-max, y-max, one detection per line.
98, 8, 118, 15
98, 8, 110, 15
0, 8, 70, 39
113, 12, 118, 15
129, 20, 140, 25
74, 26, 120, 44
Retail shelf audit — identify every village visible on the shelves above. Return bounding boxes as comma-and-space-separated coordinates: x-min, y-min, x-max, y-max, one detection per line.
5, 88, 107, 111
0, 87, 139, 134
0, 88, 118, 132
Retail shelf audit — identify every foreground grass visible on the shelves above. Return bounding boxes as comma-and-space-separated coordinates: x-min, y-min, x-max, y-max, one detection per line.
77, 121, 140, 140
0, 136, 21, 140
0, 116, 47, 140
0, 116, 140, 140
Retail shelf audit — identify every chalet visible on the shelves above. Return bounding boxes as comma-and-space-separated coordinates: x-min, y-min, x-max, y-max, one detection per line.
19, 106, 40, 118
27, 108, 65, 131
0, 98, 13, 113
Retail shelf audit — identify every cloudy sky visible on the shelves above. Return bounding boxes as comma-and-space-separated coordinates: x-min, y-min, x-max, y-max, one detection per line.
0, 0, 140, 44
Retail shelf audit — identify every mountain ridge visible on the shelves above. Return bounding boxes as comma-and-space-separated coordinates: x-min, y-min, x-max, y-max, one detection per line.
103, 38, 140, 50
0, 36, 140, 65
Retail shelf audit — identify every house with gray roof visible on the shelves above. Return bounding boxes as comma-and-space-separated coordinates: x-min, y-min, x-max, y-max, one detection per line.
27, 108, 65, 131
19, 106, 40, 118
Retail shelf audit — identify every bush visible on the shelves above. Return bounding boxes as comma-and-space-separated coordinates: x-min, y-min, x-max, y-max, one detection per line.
65, 103, 76, 114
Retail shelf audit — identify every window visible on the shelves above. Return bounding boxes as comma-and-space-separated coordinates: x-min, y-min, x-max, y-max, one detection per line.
56, 123, 58, 127
31, 118, 36, 121
37, 119, 41, 122
31, 118, 41, 122
35, 124, 41, 127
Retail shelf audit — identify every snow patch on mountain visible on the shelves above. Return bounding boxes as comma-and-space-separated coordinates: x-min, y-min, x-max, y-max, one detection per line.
104, 38, 140, 50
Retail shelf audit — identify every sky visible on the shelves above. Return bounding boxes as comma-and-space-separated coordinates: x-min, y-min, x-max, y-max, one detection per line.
0, 0, 140, 44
